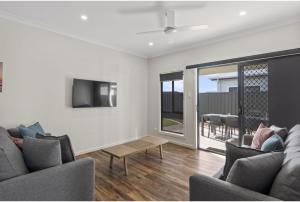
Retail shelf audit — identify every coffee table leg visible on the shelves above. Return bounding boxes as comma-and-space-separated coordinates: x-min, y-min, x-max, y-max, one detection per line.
123, 157, 128, 176
159, 145, 163, 159
110, 155, 113, 169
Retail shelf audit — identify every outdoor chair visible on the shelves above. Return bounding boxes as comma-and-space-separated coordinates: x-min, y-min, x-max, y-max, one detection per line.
207, 115, 224, 138
224, 116, 239, 139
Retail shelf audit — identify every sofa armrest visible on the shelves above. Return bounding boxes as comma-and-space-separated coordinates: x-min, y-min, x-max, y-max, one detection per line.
243, 134, 254, 146
0, 157, 95, 201
189, 174, 279, 201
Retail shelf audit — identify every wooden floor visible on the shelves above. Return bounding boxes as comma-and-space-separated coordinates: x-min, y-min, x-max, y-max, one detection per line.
77, 143, 225, 201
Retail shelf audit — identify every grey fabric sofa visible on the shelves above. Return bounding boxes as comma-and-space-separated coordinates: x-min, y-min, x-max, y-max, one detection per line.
0, 127, 95, 201
190, 124, 300, 201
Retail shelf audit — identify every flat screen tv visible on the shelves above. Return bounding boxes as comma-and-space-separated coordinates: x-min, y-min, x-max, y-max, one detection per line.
72, 79, 117, 108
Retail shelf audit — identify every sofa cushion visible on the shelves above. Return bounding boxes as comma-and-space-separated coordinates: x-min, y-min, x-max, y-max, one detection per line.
7, 125, 25, 139
22, 137, 62, 172
226, 152, 283, 194
270, 125, 289, 141
261, 134, 284, 152
28, 122, 45, 134
0, 127, 28, 181
222, 141, 265, 179
0, 149, 20, 181
19, 122, 45, 138
36, 134, 75, 164
269, 124, 300, 200
251, 123, 274, 149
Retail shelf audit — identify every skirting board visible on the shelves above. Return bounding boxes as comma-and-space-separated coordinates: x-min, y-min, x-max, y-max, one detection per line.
75, 136, 196, 156
167, 140, 197, 150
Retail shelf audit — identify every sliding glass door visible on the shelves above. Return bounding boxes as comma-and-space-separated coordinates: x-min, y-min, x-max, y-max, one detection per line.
197, 65, 238, 153
197, 61, 269, 153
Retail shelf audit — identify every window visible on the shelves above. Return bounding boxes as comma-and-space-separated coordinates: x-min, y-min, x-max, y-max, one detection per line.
160, 72, 184, 134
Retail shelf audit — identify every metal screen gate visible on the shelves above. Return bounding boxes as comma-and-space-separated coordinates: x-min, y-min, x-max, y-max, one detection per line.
238, 61, 269, 144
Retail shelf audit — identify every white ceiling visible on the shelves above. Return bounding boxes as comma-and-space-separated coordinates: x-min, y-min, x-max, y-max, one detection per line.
0, 1, 300, 58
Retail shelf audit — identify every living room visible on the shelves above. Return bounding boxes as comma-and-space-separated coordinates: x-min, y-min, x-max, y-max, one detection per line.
0, 1, 300, 201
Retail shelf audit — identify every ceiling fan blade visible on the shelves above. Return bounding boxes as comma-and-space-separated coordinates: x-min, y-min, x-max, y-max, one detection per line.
136, 29, 164, 35
175, 25, 208, 32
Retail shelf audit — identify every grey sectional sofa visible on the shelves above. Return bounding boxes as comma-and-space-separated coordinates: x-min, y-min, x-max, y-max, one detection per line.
190, 124, 300, 201
0, 127, 95, 201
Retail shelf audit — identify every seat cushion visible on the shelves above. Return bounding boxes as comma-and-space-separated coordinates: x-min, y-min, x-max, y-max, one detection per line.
261, 134, 284, 152
251, 123, 274, 149
36, 134, 75, 163
222, 141, 265, 179
0, 127, 28, 181
269, 124, 300, 200
226, 152, 283, 194
22, 137, 62, 172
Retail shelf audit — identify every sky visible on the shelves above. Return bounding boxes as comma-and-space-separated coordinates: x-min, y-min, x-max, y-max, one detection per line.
162, 77, 217, 93
198, 75, 217, 93
163, 80, 183, 92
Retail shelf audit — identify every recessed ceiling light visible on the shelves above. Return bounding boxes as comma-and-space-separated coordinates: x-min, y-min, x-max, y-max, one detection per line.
81, 15, 88, 21
148, 42, 154, 46
239, 11, 247, 16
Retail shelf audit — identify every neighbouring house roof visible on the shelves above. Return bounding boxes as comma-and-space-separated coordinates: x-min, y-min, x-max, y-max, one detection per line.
207, 72, 238, 81
208, 69, 268, 81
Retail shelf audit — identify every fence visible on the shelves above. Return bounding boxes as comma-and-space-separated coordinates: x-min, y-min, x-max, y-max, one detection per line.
198, 92, 238, 117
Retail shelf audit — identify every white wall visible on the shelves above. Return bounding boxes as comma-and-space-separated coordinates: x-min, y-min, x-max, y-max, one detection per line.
218, 79, 238, 92
0, 18, 148, 154
148, 22, 300, 148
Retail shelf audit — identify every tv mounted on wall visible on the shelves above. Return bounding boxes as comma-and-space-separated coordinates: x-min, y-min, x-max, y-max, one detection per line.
72, 78, 117, 108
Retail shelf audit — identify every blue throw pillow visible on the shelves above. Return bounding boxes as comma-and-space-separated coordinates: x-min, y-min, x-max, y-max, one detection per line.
261, 134, 284, 152
19, 122, 45, 138
28, 122, 45, 135
19, 127, 37, 138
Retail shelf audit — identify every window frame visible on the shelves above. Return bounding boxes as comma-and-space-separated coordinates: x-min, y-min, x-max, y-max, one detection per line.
160, 78, 184, 135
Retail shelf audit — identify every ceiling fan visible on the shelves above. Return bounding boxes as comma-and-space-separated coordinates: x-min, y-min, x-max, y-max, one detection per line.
136, 10, 208, 35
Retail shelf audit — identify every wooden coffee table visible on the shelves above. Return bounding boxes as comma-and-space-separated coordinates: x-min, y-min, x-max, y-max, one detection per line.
102, 136, 168, 176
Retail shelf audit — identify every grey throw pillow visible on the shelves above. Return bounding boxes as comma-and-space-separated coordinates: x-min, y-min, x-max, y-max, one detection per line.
222, 141, 265, 179
226, 152, 283, 194
22, 137, 62, 172
36, 134, 75, 164
0, 127, 28, 181
7, 125, 25, 139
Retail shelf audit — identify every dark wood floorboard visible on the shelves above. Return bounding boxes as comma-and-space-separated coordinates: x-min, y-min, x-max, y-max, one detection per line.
77, 143, 225, 201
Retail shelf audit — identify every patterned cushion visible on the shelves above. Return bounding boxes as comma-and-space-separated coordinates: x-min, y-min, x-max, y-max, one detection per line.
270, 125, 289, 141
